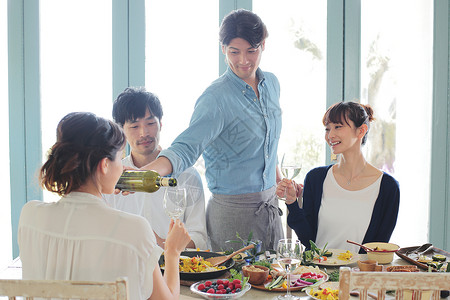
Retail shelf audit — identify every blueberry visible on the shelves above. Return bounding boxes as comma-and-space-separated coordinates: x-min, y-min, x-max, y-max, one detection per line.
440, 290, 449, 298
236, 288, 241, 292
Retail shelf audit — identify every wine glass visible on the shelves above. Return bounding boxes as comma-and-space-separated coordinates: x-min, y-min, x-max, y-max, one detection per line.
278, 153, 302, 201
276, 239, 304, 300
163, 187, 187, 220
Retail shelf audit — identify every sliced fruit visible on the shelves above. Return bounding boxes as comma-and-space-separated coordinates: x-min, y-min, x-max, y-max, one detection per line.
432, 254, 446, 262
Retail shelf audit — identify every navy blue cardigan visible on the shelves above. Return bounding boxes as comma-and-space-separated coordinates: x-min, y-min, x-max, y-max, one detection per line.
287, 165, 400, 253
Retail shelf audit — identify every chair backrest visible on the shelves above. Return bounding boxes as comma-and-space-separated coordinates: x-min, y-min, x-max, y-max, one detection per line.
0, 277, 128, 300
339, 267, 450, 300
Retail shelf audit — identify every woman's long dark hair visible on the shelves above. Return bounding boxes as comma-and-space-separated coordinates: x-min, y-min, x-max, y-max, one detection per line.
40, 112, 126, 196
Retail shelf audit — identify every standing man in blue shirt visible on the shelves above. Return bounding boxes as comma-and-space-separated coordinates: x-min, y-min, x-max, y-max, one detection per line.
140, 9, 283, 251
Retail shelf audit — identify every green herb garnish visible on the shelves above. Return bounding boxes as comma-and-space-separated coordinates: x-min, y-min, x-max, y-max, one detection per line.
325, 268, 340, 282
252, 260, 272, 270
229, 269, 249, 288
310, 240, 329, 257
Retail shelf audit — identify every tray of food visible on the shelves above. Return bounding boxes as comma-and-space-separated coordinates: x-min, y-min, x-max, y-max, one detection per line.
311, 249, 359, 266
396, 245, 449, 271
302, 242, 359, 266
251, 264, 328, 292
159, 250, 235, 280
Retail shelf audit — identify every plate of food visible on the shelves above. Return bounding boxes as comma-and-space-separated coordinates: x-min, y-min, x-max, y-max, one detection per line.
190, 278, 251, 299
159, 250, 235, 280
305, 282, 339, 300
396, 245, 449, 271
311, 249, 359, 266
251, 264, 328, 292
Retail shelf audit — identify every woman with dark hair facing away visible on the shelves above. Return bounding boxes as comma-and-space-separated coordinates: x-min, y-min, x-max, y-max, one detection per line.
277, 102, 400, 253
138, 9, 283, 252
18, 112, 191, 300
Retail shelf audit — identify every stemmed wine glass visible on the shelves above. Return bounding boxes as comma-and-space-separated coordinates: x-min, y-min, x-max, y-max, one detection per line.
278, 153, 302, 201
163, 187, 187, 220
276, 238, 304, 300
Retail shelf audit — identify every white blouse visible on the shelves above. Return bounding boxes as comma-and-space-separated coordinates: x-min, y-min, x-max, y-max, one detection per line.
18, 192, 163, 300
315, 168, 382, 253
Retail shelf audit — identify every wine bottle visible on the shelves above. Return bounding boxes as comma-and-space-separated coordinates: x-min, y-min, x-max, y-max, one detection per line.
115, 170, 177, 193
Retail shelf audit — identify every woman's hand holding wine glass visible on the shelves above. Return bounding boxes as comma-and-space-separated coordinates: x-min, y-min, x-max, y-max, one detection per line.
277, 154, 302, 202
165, 219, 191, 254
276, 239, 304, 300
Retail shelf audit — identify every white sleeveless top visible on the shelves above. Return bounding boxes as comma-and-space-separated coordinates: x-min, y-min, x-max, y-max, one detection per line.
315, 168, 382, 253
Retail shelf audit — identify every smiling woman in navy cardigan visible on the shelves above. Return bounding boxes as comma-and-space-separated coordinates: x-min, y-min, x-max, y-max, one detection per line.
277, 101, 400, 254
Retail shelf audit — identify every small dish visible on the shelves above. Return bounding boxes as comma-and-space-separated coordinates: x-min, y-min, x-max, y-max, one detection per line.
357, 259, 378, 271
242, 265, 269, 285
190, 280, 251, 299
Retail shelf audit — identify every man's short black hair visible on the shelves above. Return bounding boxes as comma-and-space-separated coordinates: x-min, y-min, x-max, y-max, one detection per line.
112, 87, 163, 126
219, 9, 268, 48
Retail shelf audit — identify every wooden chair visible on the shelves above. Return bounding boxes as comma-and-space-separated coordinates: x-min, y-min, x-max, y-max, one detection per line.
339, 267, 450, 300
0, 277, 128, 299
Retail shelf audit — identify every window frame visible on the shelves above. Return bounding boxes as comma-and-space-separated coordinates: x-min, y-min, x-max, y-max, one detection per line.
6, 0, 450, 258
8, 0, 42, 258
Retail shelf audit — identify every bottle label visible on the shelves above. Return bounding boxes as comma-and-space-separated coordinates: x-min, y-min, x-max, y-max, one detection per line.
158, 177, 177, 187
160, 178, 171, 187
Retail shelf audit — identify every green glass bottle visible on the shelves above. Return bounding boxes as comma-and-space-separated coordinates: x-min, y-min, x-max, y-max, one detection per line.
115, 170, 177, 193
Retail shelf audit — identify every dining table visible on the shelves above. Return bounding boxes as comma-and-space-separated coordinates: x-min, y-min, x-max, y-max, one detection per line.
178, 254, 414, 300
0, 253, 437, 300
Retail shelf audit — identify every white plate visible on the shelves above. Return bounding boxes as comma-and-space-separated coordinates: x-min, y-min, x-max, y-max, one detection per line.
312, 249, 359, 266
306, 286, 339, 300
190, 280, 251, 299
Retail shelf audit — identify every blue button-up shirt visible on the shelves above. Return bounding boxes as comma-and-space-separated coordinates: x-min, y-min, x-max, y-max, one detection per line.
160, 67, 282, 195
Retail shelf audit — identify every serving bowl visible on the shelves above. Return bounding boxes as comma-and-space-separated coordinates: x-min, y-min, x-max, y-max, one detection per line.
241, 265, 269, 285
363, 242, 400, 264
190, 280, 251, 299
